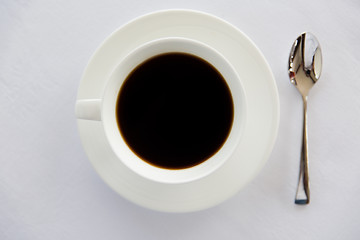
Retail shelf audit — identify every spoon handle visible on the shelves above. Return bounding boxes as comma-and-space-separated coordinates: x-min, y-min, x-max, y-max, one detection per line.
295, 97, 310, 204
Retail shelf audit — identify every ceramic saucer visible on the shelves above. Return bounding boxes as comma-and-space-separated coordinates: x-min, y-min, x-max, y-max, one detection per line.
76, 9, 279, 212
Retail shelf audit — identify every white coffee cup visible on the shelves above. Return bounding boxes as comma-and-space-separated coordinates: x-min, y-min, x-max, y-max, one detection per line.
75, 37, 246, 184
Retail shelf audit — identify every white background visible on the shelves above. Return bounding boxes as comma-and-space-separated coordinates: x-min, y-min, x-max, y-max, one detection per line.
1, 0, 360, 239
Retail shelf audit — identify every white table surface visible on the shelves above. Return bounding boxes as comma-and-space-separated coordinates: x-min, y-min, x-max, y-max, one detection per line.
1, 0, 359, 239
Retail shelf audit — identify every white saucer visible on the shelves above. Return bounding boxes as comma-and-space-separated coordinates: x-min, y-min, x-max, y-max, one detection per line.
76, 9, 279, 212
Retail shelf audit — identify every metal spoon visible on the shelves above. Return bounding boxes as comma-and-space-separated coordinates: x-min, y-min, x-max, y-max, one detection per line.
288, 32, 322, 204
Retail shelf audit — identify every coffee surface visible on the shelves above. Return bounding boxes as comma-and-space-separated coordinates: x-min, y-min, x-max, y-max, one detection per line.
116, 53, 234, 169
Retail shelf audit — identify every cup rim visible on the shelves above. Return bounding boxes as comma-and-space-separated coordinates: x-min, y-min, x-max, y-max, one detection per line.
100, 37, 247, 184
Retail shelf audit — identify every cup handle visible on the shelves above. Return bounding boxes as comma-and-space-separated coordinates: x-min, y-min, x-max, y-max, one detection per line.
75, 99, 102, 121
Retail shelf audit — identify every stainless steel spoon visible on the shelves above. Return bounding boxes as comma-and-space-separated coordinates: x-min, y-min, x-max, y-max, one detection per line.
288, 32, 322, 204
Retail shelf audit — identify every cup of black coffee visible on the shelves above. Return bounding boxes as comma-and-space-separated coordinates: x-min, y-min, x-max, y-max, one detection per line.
76, 38, 246, 183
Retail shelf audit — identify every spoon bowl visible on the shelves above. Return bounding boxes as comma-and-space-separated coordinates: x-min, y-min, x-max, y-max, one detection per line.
289, 32, 322, 97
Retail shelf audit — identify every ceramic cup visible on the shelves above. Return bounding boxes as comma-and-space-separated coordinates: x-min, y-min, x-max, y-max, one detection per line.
75, 37, 246, 184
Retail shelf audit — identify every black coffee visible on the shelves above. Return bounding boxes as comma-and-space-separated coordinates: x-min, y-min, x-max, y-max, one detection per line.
116, 53, 234, 169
